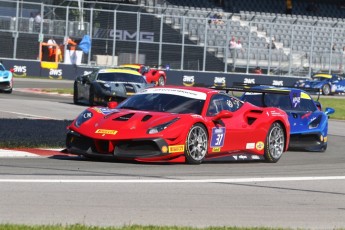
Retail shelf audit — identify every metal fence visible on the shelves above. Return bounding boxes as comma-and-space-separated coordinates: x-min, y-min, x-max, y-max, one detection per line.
1, 0, 345, 77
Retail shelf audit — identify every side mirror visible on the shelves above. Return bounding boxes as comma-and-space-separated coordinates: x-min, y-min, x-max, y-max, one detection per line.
108, 101, 118, 109
324, 107, 335, 116
212, 110, 233, 121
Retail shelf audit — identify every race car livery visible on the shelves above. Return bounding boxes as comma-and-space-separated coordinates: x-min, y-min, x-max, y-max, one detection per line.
226, 84, 335, 152
294, 73, 345, 95
73, 68, 154, 105
120, 64, 166, 86
0, 62, 14, 93
66, 86, 290, 164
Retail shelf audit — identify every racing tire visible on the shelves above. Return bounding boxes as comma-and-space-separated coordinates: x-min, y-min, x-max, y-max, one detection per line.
157, 76, 165, 86
322, 84, 331, 95
185, 123, 208, 165
89, 87, 95, 106
73, 83, 79, 104
4, 89, 12, 94
320, 143, 327, 152
264, 122, 285, 163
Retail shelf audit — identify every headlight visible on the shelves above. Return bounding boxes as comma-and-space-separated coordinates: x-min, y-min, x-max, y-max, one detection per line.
309, 115, 321, 129
147, 117, 180, 134
75, 110, 93, 127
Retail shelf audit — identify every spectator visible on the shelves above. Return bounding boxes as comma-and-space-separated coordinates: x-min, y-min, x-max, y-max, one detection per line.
229, 37, 237, 71
267, 38, 276, 49
47, 36, 57, 62
34, 13, 42, 24
253, 66, 262, 74
332, 44, 336, 52
66, 37, 77, 51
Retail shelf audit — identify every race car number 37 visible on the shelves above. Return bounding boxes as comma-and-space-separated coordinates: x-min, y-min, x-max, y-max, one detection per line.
210, 127, 225, 148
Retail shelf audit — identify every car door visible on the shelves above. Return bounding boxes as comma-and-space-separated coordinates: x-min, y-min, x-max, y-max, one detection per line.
207, 94, 255, 152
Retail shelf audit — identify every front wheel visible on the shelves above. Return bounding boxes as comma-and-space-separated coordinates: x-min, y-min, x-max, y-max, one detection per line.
264, 122, 285, 163
185, 123, 208, 164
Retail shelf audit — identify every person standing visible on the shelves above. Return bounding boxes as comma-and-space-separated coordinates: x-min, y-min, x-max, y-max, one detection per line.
229, 37, 237, 71
47, 36, 57, 61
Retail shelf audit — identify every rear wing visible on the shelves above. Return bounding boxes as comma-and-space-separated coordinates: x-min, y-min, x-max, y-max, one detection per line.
210, 83, 321, 101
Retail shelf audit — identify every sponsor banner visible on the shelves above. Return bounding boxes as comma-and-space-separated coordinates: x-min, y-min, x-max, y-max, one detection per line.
2, 59, 305, 86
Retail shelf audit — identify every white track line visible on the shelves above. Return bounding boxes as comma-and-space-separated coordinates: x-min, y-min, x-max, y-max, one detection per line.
1, 176, 345, 183
1, 110, 60, 120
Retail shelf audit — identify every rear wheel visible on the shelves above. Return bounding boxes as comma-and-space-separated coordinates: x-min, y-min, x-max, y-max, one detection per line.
322, 84, 331, 95
157, 76, 165, 86
185, 123, 208, 164
264, 122, 285, 163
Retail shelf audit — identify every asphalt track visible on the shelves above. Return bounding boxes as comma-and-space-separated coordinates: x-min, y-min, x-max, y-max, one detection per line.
0, 78, 344, 229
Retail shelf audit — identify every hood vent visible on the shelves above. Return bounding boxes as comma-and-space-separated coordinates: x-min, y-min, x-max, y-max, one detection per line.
125, 84, 135, 93
141, 115, 152, 122
113, 113, 134, 121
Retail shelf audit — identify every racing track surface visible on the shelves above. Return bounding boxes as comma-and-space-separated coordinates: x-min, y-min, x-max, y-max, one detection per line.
0, 78, 345, 229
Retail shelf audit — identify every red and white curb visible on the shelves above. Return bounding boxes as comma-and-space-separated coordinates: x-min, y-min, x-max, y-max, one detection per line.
0, 148, 71, 158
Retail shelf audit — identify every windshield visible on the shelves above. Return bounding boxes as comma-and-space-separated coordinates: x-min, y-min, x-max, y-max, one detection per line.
118, 93, 205, 114
97, 72, 146, 84
0, 64, 5, 71
242, 93, 317, 112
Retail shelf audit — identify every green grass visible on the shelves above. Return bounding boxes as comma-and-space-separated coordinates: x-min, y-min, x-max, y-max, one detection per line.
318, 97, 345, 120
0, 224, 295, 230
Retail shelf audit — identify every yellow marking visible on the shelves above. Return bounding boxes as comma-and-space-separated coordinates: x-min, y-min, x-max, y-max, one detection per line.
95, 129, 118, 135
99, 68, 141, 76
168, 145, 185, 153
256, 141, 265, 151
313, 74, 332, 79
212, 147, 221, 152
161, 146, 168, 153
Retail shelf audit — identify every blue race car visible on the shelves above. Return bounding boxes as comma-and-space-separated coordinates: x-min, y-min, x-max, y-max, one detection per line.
294, 73, 345, 95
0, 62, 14, 94
218, 84, 335, 152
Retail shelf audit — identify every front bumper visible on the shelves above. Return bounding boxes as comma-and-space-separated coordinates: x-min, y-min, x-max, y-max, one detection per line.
66, 130, 174, 159
0, 81, 12, 91
289, 133, 327, 151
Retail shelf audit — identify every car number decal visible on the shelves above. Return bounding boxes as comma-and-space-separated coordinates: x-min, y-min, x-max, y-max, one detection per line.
210, 127, 225, 148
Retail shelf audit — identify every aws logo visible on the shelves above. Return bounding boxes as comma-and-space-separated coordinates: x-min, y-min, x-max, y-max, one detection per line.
272, 80, 284, 86
244, 78, 255, 84
183, 75, 195, 86
12, 65, 27, 77
49, 69, 63, 80
214, 77, 226, 87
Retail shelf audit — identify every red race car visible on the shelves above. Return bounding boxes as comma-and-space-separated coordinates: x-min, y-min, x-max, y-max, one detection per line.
66, 86, 290, 164
120, 64, 166, 86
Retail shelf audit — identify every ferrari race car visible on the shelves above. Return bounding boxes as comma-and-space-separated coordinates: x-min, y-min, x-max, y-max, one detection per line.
228, 84, 335, 152
0, 62, 14, 93
120, 64, 166, 86
73, 68, 154, 105
66, 86, 290, 164
294, 73, 345, 95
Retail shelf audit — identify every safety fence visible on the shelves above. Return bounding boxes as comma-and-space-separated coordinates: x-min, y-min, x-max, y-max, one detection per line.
1, 0, 345, 77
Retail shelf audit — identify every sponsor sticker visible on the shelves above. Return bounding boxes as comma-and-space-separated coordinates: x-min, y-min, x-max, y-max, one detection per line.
246, 143, 255, 149
210, 127, 226, 147
256, 141, 265, 151
251, 155, 260, 160
95, 129, 118, 135
212, 147, 221, 152
169, 145, 185, 153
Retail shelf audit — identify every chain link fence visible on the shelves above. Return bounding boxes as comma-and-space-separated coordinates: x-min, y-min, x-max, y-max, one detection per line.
1, 0, 345, 77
